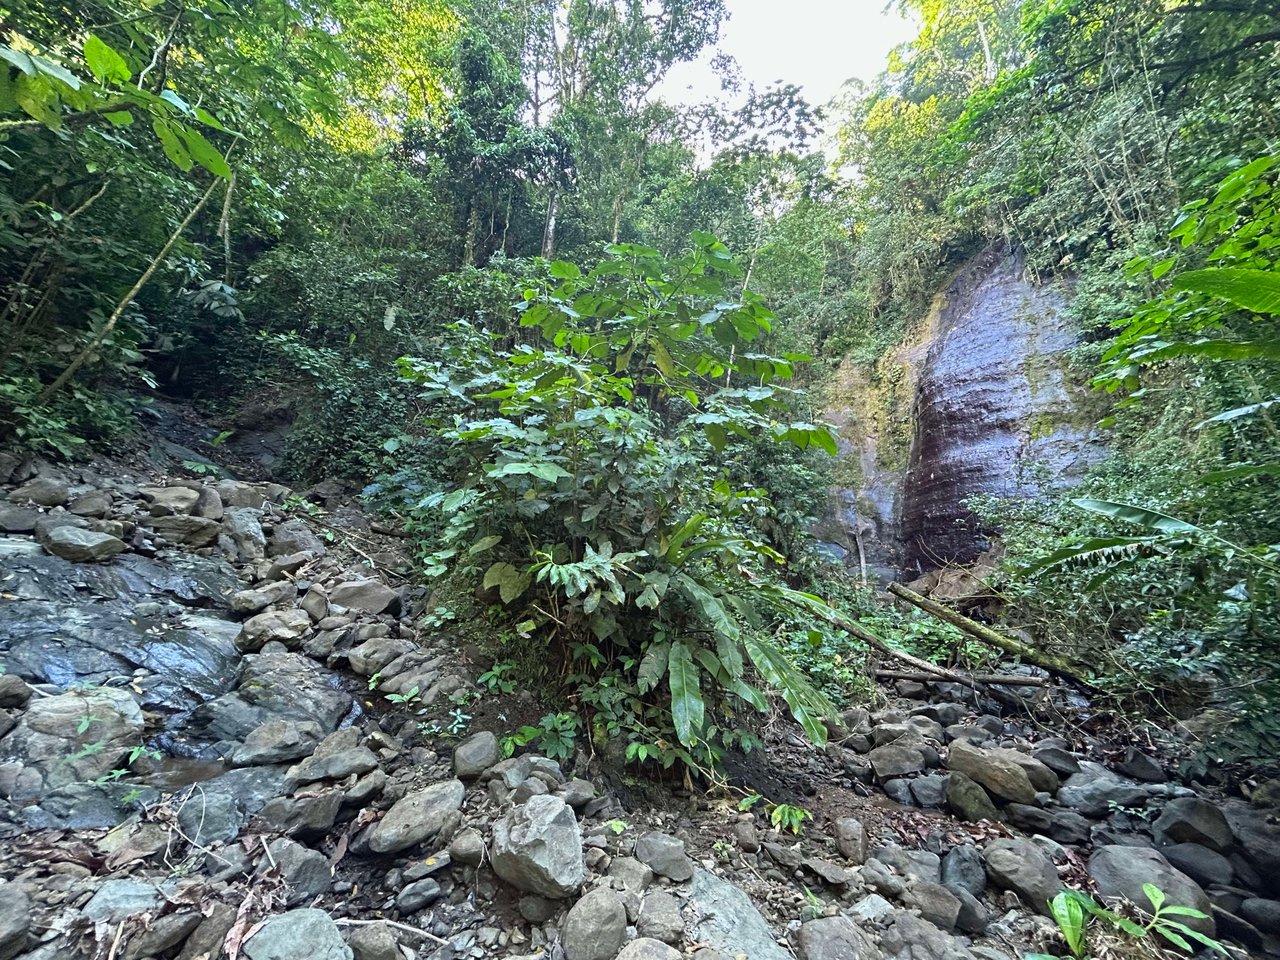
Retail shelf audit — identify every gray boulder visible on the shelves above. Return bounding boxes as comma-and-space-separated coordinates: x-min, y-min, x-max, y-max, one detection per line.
149, 514, 220, 547
834, 817, 868, 863
1089, 845, 1214, 936
795, 916, 882, 960
636, 831, 694, 881
615, 941, 682, 960
232, 719, 324, 766
868, 742, 927, 781
686, 869, 790, 960
38, 524, 127, 562
346, 921, 399, 960
562, 887, 627, 960
0, 503, 40, 533
903, 881, 961, 932
637, 890, 685, 944
947, 740, 1037, 804
83, 879, 162, 922
1161, 843, 1234, 888
1057, 762, 1149, 817
268, 837, 332, 906
329, 578, 397, 615
178, 789, 244, 845
491, 795, 585, 898
9, 476, 69, 506
984, 838, 1061, 915
268, 520, 326, 558
230, 580, 297, 615
941, 845, 986, 897
223, 508, 267, 560
1153, 798, 1234, 853
1223, 799, 1280, 874
946, 771, 1001, 822
453, 730, 500, 778
244, 909, 352, 960
369, 779, 465, 854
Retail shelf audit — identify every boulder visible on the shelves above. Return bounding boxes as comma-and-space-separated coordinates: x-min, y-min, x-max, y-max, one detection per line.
453, 731, 500, 778
1115, 748, 1165, 783
1057, 762, 1150, 817
834, 817, 868, 863
947, 740, 1037, 804
1161, 843, 1234, 888
1089, 845, 1214, 936
635, 831, 694, 881
984, 838, 1061, 915
149, 515, 221, 547
9, 476, 69, 506
562, 887, 627, 960
868, 743, 927, 781
267, 837, 332, 905
0, 503, 41, 533
82, 879, 163, 922
369, 780, 465, 854
268, 520, 326, 558
190, 652, 352, 742
637, 890, 684, 944
141, 486, 201, 515
0, 885, 30, 960
329, 578, 398, 615
236, 609, 312, 652
177, 789, 244, 845
345, 921, 399, 960
1241, 899, 1280, 935
1223, 799, 1280, 874
1153, 798, 1234, 853
902, 881, 961, 932
230, 580, 297, 615
946, 771, 1001, 822
615, 941, 682, 960
795, 916, 882, 960
941, 845, 986, 897
491, 795, 584, 898
231, 719, 324, 766
223, 508, 267, 561
686, 869, 791, 960
38, 524, 127, 562
396, 879, 441, 913
244, 909, 352, 960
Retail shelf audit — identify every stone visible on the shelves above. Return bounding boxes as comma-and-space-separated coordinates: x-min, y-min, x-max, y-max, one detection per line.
903, 881, 961, 932
291, 745, 379, 784
850, 894, 897, 922
835, 817, 868, 863
638, 890, 684, 944
1116, 748, 1165, 783
1241, 899, 1280, 935
868, 742, 927, 781
259, 790, 342, 837
1153, 797, 1234, 853
149, 514, 221, 547
83, 879, 163, 922
265, 550, 311, 580
449, 827, 486, 865
1223, 799, 1280, 874
803, 858, 851, 886
1004, 804, 1091, 845
609, 857, 654, 893
0, 675, 33, 709
301, 585, 328, 621
178, 789, 244, 845
268, 520, 326, 558
237, 609, 312, 652
329, 578, 398, 615
911, 774, 948, 808
453, 730, 499, 778
268, 837, 332, 906
244, 909, 353, 960
984, 838, 1062, 915
635, 831, 694, 881
878, 912, 968, 960
369, 779, 465, 854
883, 778, 914, 805
616, 941, 682, 960
1032, 745, 1081, 778
349, 637, 417, 676
953, 887, 989, 934
1161, 843, 1234, 888
123, 912, 202, 960
141, 485, 201, 514
9, 476, 69, 506
1090, 845, 1214, 936
224, 508, 267, 560
397, 878, 442, 913
518, 895, 558, 923
192, 487, 224, 520
232, 719, 324, 766
216, 480, 268, 509
0, 503, 40, 533
947, 740, 1037, 804
795, 916, 882, 960
875, 845, 940, 883
177, 903, 237, 960
68, 490, 112, 517
562, 887, 627, 960
38, 524, 127, 562
686, 869, 791, 960
0, 885, 30, 960
491, 794, 585, 898
346, 920, 400, 960
1057, 762, 1150, 818
947, 771, 1001, 823
230, 580, 297, 615
942, 845, 986, 897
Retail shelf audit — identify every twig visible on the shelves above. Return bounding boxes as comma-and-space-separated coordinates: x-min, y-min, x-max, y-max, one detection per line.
333, 917, 449, 946
105, 921, 126, 960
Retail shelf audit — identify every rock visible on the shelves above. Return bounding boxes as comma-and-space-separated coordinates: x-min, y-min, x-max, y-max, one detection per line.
638, 890, 684, 944
835, 817, 868, 863
875, 845, 940, 883
609, 857, 654, 893
177, 903, 237, 960
947, 740, 1037, 804
453, 730, 499, 778
911, 774, 948, 808
849, 894, 897, 922
1089, 845, 1214, 936
232, 719, 324, 766
346, 920, 400, 960
141, 485, 201, 515
0, 885, 30, 960
123, 911, 202, 960
1223, 799, 1280, 874
559, 777, 597, 809
268, 520, 326, 558
68, 490, 112, 517
265, 550, 312, 580
615, 941, 682, 960
953, 887, 989, 934
0, 675, 33, 709
1116, 748, 1165, 783
216, 480, 268, 509
1161, 843, 1234, 888
1153, 797, 1234, 853
149, 514, 221, 547
449, 827, 486, 865
635, 831, 694, 881
192, 486, 224, 520
1057, 762, 1150, 817
9, 476, 69, 506
0, 503, 41, 533
244, 909, 353, 960
38, 524, 127, 562
269, 837, 332, 905
178, 789, 244, 845
301, 585, 328, 621
230, 580, 297, 615
83, 879, 163, 922
869, 743, 927, 781
1004, 804, 1091, 845
803, 858, 850, 886
369, 779, 465, 854
879, 912, 969, 960
491, 795, 584, 898
562, 887, 627, 960
237, 609, 312, 652
1241, 899, 1280, 935
687, 869, 791, 960
1031, 745, 1080, 778
903, 881, 961, 931
224, 508, 267, 561
518, 895, 558, 923
883, 778, 913, 805
397, 878, 442, 913
260, 789, 342, 837
329, 578, 398, 615
291, 745, 379, 785
984, 838, 1061, 915
193, 652, 352, 744
947, 771, 1001, 822
941, 845, 986, 897
348, 637, 416, 676
795, 916, 882, 960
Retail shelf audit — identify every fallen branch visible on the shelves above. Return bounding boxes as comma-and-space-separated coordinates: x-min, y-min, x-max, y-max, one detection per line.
887, 582, 1094, 688
333, 917, 449, 947
874, 669, 1050, 687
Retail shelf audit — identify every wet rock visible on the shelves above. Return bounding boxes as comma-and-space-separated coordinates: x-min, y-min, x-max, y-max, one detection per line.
149, 514, 221, 547
492, 795, 585, 898
946, 771, 1001, 823
38, 524, 127, 562
562, 887, 627, 960
1161, 843, 1234, 887
984, 838, 1061, 915
9, 476, 69, 506
453, 730, 499, 778
869, 743, 927, 781
237, 609, 312, 652
232, 719, 324, 766
346, 921, 399, 960
268, 520, 326, 558
947, 740, 1038, 804
687, 869, 790, 960
83, 879, 163, 922
636, 831, 695, 881
795, 915, 882, 960
178, 789, 244, 845
244, 909, 353, 960
1090, 845, 1213, 935
616, 940, 682, 960
291, 744, 379, 785
637, 890, 684, 944
329, 578, 397, 615
369, 779, 465, 854
397, 878, 442, 913
1153, 797, 1233, 853
230, 580, 297, 615
0, 676, 33, 709
835, 817, 868, 863
191, 652, 352, 742
942, 845, 986, 897
0, 503, 40, 533
0, 884, 30, 960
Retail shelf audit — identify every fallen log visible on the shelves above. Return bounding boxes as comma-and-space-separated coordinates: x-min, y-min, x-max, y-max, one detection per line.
874, 669, 1050, 687
887, 581, 1094, 688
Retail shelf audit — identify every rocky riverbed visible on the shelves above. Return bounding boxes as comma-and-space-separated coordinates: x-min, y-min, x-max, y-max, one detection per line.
1, 451, 1278, 960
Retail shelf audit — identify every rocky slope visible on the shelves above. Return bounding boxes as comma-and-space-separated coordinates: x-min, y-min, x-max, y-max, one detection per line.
1, 450, 1278, 960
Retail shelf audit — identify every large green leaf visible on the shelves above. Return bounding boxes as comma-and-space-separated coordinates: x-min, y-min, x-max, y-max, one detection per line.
1196, 397, 1279, 428
1020, 535, 1160, 578
1072, 498, 1202, 535
667, 641, 704, 746
176, 124, 231, 179
742, 633, 832, 746
1173, 267, 1280, 315
637, 641, 670, 694
84, 35, 131, 84
483, 561, 531, 605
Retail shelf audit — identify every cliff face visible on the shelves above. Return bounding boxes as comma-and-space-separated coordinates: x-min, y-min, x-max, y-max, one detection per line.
820, 248, 1106, 581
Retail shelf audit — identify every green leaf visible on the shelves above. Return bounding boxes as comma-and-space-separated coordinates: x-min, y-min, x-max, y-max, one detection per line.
742, 633, 832, 746
176, 123, 231, 178
468, 535, 502, 555
1158, 906, 1209, 919
1019, 536, 1158, 578
668, 640, 704, 746
1195, 397, 1279, 428
483, 561, 531, 605
84, 35, 131, 84
104, 109, 133, 125
1072, 498, 1201, 535
637, 641, 670, 694
1173, 267, 1280, 315
151, 117, 192, 172
1143, 883, 1165, 911
549, 260, 581, 280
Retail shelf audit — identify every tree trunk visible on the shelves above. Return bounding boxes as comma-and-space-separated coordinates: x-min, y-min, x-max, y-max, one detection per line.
541, 187, 558, 258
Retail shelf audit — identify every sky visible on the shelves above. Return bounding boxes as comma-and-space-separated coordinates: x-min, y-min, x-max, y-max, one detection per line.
658, 0, 917, 110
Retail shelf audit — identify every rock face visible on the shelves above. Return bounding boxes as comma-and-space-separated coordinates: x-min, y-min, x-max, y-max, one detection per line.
490, 795, 585, 898
686, 869, 791, 960
243, 909, 353, 960
368, 780, 465, 854
1089, 845, 1215, 936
